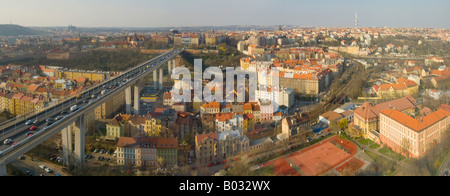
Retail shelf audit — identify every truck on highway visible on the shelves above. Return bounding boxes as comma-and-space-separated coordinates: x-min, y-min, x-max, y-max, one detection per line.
101, 90, 106, 96
70, 105, 78, 112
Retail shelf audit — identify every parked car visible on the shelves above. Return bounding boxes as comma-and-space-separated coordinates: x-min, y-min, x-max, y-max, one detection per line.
25, 170, 33, 176
45, 168, 53, 173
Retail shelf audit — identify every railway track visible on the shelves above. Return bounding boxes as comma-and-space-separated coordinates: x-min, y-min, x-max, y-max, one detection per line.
309, 63, 370, 120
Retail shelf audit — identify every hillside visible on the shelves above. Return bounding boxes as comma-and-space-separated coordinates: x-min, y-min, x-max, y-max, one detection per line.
0, 24, 48, 36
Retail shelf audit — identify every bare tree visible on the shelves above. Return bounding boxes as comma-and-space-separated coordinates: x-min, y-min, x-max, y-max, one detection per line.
401, 138, 411, 158
226, 157, 252, 176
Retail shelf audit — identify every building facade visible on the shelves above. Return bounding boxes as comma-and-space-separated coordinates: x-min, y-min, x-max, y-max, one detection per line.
380, 108, 450, 158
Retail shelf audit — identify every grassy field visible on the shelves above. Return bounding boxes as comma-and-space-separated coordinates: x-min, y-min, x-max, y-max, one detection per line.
252, 165, 274, 176
357, 139, 380, 149
378, 147, 405, 161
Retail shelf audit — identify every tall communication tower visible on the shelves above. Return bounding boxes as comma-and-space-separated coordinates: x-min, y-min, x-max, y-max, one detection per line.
355, 12, 358, 27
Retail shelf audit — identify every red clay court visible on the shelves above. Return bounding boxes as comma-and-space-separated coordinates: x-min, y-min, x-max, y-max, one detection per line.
260, 135, 362, 176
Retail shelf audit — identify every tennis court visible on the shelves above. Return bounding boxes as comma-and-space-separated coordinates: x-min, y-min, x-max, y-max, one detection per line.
260, 135, 360, 176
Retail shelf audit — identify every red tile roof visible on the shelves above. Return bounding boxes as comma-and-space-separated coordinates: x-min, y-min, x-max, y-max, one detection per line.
195, 133, 218, 144
157, 138, 178, 149
381, 108, 450, 132
354, 96, 416, 121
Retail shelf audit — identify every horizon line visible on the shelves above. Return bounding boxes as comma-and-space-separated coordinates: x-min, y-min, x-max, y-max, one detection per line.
5, 24, 447, 30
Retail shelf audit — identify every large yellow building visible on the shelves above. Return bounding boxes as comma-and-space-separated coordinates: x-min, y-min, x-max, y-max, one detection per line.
55, 70, 108, 82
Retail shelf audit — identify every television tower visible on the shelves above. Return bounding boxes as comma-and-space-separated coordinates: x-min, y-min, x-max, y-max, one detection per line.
355, 12, 358, 27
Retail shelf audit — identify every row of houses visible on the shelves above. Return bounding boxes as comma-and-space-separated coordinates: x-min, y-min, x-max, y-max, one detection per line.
0, 90, 47, 116
198, 101, 286, 133
116, 137, 178, 167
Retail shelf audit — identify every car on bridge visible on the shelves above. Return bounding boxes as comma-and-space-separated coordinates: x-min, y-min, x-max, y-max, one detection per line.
25, 120, 33, 125
46, 119, 54, 126
26, 132, 34, 137
54, 116, 63, 121
70, 105, 78, 112
3, 139, 12, 145
30, 126, 38, 131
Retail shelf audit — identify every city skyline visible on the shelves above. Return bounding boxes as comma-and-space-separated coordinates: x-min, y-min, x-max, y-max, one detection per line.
0, 0, 449, 28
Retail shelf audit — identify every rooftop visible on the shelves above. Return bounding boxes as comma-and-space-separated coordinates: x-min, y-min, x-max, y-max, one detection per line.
381, 108, 450, 132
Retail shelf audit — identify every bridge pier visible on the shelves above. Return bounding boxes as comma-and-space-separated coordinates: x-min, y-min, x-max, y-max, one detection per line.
61, 125, 73, 167
168, 60, 171, 75
172, 59, 176, 70
153, 70, 157, 89
133, 85, 140, 115
159, 68, 163, 90
0, 163, 5, 176
74, 114, 85, 169
125, 86, 132, 114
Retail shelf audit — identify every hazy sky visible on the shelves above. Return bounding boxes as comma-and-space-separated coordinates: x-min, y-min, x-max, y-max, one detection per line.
1, 0, 449, 28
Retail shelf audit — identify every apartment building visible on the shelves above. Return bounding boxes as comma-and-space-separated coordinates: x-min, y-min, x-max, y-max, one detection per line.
145, 114, 162, 137
282, 112, 311, 138
163, 92, 173, 107
372, 78, 419, 99
95, 91, 125, 120
200, 102, 220, 115
116, 137, 137, 165
156, 138, 178, 167
195, 130, 250, 164
55, 69, 108, 82
278, 70, 332, 95
0, 91, 47, 116
195, 133, 219, 163
106, 114, 128, 141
